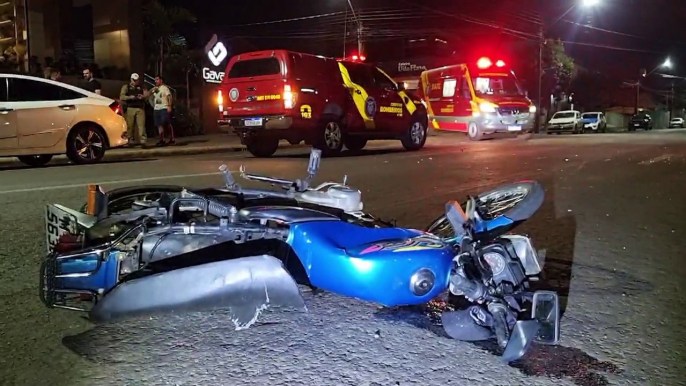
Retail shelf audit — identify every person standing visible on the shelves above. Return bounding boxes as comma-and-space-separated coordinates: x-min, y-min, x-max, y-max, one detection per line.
120, 73, 150, 148
151, 76, 175, 146
82, 68, 102, 95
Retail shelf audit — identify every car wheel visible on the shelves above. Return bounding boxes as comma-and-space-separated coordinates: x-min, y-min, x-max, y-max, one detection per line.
245, 137, 279, 157
314, 116, 344, 156
17, 154, 53, 167
467, 121, 484, 141
344, 137, 368, 152
402, 115, 428, 150
66, 125, 107, 164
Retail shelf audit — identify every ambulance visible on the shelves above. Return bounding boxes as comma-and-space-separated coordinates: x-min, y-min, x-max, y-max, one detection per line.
418, 57, 536, 141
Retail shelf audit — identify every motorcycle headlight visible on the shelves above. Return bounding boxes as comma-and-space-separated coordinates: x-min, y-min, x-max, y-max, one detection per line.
410, 268, 435, 296
500, 235, 542, 275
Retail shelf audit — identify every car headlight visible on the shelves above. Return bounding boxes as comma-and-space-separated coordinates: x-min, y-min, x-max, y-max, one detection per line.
479, 102, 497, 113
410, 268, 435, 296
529, 105, 537, 113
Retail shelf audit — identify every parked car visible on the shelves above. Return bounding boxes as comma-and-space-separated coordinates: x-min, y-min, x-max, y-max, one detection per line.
668, 117, 684, 128
581, 112, 607, 133
546, 110, 584, 134
628, 113, 653, 131
0, 73, 128, 167
216, 50, 428, 157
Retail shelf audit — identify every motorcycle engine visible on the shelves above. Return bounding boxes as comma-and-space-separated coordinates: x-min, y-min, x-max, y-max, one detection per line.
299, 185, 363, 212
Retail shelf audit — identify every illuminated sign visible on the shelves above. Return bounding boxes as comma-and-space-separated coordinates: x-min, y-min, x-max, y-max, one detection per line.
203, 35, 228, 84
208, 42, 228, 66
203, 67, 224, 83
398, 62, 427, 72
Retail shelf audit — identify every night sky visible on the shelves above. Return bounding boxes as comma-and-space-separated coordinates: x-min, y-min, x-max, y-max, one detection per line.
169, 0, 685, 92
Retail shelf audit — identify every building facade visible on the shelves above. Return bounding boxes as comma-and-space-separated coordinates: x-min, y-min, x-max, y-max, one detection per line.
1, 0, 143, 77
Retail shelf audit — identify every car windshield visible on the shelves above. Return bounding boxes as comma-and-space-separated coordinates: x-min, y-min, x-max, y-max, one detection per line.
553, 112, 575, 119
582, 113, 599, 119
471, 75, 524, 97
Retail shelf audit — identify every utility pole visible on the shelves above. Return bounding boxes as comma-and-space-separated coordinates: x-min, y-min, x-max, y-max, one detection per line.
669, 81, 675, 121
345, 0, 363, 57
357, 21, 364, 56
634, 69, 644, 115
535, 26, 544, 133
343, 6, 348, 57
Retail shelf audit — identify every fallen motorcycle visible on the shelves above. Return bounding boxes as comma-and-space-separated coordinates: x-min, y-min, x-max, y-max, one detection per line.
40, 148, 560, 362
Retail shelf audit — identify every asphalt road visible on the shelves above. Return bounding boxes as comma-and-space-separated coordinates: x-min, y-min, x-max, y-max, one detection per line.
1, 130, 685, 386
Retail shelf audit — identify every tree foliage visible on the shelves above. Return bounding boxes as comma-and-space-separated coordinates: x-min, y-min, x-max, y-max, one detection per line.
543, 39, 575, 90
143, 0, 197, 77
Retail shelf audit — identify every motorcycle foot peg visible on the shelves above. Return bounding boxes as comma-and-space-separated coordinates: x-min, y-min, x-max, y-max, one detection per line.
488, 302, 510, 349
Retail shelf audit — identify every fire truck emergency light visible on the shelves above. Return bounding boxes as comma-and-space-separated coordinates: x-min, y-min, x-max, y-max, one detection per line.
476, 57, 506, 69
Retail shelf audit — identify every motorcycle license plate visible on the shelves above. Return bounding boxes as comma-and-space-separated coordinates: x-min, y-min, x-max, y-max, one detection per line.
507, 125, 522, 131
244, 118, 263, 127
45, 205, 79, 253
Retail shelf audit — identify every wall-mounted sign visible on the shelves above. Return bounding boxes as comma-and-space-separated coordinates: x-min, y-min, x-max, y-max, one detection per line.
203, 67, 225, 83
398, 62, 427, 72
203, 35, 228, 84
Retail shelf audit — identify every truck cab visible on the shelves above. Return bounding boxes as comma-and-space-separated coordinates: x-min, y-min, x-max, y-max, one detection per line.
216, 50, 428, 157
418, 57, 536, 141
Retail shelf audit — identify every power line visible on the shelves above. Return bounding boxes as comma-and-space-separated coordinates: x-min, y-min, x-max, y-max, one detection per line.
559, 40, 668, 54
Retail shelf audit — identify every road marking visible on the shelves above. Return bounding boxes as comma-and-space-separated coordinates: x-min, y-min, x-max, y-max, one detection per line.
639, 154, 675, 165
0, 172, 223, 195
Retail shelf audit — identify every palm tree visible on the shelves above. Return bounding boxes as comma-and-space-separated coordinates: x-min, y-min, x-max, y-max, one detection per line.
143, 0, 196, 77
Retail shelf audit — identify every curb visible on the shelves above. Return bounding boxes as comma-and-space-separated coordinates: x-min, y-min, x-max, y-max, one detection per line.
0, 142, 306, 165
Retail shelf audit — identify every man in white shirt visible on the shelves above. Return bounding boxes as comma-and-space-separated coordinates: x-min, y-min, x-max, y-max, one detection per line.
151, 76, 175, 146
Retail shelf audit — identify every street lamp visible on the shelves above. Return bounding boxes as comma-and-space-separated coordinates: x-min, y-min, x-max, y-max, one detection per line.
635, 57, 674, 115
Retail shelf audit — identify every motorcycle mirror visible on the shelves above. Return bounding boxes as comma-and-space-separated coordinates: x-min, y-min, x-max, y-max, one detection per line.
465, 196, 477, 221
307, 148, 322, 177
531, 291, 560, 345
445, 201, 467, 237
219, 164, 239, 191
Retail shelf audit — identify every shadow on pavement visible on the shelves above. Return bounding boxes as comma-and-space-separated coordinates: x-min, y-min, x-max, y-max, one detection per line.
0, 158, 154, 172
374, 177, 622, 386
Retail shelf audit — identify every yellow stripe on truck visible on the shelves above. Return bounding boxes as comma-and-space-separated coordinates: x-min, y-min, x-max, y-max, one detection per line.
375, 67, 418, 116
338, 62, 375, 129
420, 71, 440, 129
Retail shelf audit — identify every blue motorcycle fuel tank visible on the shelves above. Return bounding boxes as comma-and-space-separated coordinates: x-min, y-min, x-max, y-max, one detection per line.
287, 221, 455, 307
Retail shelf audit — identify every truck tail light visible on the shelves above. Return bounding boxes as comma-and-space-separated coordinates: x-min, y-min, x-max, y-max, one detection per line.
217, 90, 224, 112
284, 84, 294, 109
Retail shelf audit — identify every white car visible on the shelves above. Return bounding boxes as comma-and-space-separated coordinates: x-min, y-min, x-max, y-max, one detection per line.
0, 73, 128, 167
669, 117, 684, 128
581, 112, 607, 133
546, 110, 584, 134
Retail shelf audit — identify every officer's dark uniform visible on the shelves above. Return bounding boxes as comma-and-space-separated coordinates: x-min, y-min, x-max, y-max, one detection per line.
120, 80, 147, 145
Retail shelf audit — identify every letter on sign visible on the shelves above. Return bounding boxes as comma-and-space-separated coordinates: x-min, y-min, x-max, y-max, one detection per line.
202, 67, 225, 83
208, 42, 228, 66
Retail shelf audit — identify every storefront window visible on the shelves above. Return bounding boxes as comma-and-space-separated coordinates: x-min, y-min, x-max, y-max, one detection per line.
0, 0, 28, 72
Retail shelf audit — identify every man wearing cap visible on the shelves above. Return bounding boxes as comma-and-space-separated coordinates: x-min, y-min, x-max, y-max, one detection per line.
120, 73, 150, 147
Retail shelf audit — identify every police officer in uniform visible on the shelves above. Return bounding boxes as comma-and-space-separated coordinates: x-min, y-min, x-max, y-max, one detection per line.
119, 73, 150, 147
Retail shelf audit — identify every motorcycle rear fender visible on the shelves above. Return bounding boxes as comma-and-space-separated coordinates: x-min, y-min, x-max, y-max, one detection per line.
88, 254, 307, 328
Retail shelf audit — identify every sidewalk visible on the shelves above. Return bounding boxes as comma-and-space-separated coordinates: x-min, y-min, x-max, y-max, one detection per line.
0, 134, 301, 164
